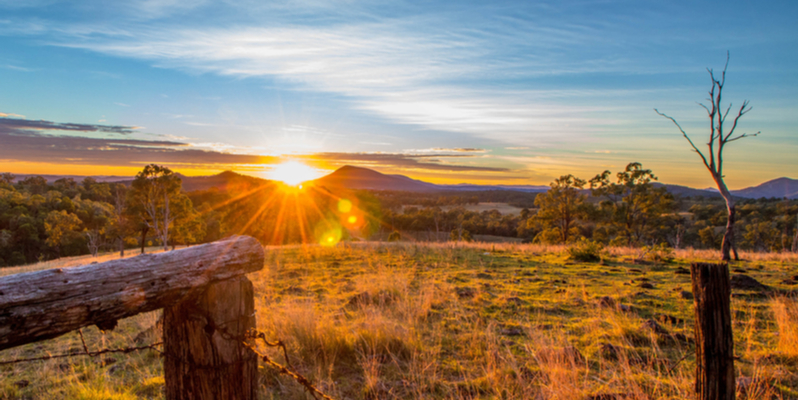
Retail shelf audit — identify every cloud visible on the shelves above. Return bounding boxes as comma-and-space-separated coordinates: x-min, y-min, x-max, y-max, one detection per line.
0, 116, 279, 167
406, 147, 489, 154
0, 112, 25, 118
0, 115, 503, 174
0, 116, 141, 135
302, 152, 509, 172
36, 18, 668, 146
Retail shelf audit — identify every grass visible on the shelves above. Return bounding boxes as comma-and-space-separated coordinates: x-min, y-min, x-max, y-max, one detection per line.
401, 202, 525, 215
0, 242, 796, 399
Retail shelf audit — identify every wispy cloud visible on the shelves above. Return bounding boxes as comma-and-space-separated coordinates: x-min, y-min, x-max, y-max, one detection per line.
302, 152, 509, 173
0, 116, 141, 135
2, 64, 35, 72
32, 16, 674, 145
0, 117, 279, 167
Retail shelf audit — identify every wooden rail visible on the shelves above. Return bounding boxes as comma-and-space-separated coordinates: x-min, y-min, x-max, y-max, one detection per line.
0, 235, 265, 399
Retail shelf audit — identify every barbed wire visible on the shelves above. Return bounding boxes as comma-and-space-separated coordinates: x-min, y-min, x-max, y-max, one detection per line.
0, 323, 336, 400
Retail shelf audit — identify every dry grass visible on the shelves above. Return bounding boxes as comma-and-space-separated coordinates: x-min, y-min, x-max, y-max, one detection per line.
770, 295, 798, 358
0, 242, 797, 399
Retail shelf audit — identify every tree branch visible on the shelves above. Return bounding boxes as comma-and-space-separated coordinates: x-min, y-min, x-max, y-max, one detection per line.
654, 109, 711, 170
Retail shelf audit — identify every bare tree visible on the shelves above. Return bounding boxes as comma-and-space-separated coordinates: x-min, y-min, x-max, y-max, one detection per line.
655, 52, 760, 261
85, 230, 102, 257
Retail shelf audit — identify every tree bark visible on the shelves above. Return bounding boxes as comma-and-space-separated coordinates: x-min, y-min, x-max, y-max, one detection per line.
164, 276, 257, 400
140, 226, 149, 254
0, 235, 264, 351
720, 202, 737, 261
691, 262, 735, 400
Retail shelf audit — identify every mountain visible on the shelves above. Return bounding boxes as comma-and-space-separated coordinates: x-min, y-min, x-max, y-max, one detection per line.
178, 171, 273, 192
651, 183, 722, 198
312, 165, 440, 192
731, 177, 798, 199
4, 167, 797, 199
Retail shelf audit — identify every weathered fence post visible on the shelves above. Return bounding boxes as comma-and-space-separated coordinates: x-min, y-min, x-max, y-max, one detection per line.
164, 276, 257, 399
691, 262, 735, 400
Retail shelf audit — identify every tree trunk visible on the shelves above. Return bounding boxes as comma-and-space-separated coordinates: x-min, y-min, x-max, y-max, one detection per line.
691, 262, 735, 400
118, 236, 125, 258
720, 203, 737, 261
140, 226, 149, 254
164, 276, 258, 400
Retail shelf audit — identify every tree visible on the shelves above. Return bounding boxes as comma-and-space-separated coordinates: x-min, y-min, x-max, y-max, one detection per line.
44, 210, 83, 256
127, 165, 190, 251
530, 175, 587, 243
656, 53, 759, 261
589, 163, 673, 246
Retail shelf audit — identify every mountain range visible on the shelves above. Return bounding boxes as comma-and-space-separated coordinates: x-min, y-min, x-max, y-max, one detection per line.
7, 166, 798, 199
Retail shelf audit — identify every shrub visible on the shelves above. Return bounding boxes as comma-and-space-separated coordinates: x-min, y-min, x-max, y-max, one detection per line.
640, 243, 674, 263
566, 238, 604, 262
387, 231, 401, 242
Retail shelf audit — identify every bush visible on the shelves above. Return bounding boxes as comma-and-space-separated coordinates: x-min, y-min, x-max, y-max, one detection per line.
640, 243, 674, 263
387, 231, 401, 242
566, 238, 604, 262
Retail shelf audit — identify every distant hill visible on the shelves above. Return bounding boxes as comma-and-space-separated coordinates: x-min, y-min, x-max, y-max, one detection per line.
4, 168, 797, 199
178, 171, 274, 192
731, 177, 798, 199
312, 165, 440, 192
651, 183, 721, 199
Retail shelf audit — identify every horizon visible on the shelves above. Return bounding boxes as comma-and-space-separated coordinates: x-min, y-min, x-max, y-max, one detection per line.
0, 1, 797, 188
2, 164, 797, 192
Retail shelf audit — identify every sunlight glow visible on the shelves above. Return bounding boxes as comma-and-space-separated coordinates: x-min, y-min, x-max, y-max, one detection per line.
269, 161, 319, 186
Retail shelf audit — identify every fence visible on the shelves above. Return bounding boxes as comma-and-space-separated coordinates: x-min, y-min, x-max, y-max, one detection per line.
0, 235, 329, 400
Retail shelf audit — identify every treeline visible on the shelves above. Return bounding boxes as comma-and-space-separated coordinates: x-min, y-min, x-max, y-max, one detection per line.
380, 163, 798, 252
375, 190, 538, 209
1, 162, 795, 267
0, 168, 212, 267
0, 166, 384, 267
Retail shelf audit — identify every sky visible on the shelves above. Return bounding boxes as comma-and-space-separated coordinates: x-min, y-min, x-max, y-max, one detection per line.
0, 0, 796, 188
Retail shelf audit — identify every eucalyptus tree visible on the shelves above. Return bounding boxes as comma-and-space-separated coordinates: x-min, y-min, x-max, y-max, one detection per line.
530, 174, 588, 244
127, 165, 191, 251
589, 163, 674, 246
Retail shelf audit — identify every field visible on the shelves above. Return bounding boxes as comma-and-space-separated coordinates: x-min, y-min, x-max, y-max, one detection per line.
0, 242, 797, 399
402, 202, 525, 215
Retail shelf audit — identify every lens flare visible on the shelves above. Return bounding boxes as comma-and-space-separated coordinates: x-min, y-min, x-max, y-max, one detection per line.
269, 161, 318, 186
338, 199, 352, 213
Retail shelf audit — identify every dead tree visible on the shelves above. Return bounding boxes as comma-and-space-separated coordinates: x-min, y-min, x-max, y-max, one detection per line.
656, 52, 760, 261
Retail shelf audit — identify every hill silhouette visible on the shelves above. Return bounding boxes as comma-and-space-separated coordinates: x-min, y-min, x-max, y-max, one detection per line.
312, 165, 440, 192
731, 177, 798, 199
5, 167, 797, 199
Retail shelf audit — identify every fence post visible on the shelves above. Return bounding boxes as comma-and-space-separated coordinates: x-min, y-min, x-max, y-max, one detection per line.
691, 262, 735, 400
164, 276, 258, 399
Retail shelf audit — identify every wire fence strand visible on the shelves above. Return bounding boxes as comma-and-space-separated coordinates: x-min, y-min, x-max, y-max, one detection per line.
0, 324, 336, 400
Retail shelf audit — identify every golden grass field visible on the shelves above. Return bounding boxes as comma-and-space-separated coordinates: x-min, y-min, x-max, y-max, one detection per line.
402, 202, 525, 215
0, 242, 797, 399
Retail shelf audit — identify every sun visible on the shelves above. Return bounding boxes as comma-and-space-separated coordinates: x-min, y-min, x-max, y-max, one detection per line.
268, 161, 319, 186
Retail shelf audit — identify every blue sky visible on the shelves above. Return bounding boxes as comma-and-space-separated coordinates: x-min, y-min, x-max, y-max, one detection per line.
0, 0, 796, 188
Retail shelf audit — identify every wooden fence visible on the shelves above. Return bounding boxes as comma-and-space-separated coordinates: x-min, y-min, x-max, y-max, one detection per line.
0, 235, 264, 399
